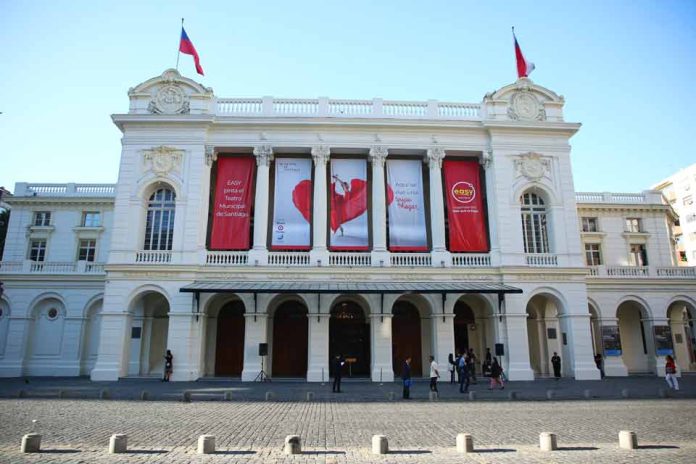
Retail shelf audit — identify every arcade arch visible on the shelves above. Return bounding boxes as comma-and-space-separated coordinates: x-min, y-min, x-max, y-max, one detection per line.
80, 298, 103, 375
391, 295, 433, 378
525, 292, 566, 377
667, 299, 696, 372
330, 298, 370, 377
269, 297, 308, 378
616, 299, 652, 374
24, 296, 66, 375
452, 295, 494, 364
202, 298, 246, 377
127, 291, 170, 377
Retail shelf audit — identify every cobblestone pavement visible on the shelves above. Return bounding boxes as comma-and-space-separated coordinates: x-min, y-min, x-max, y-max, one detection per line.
1, 398, 695, 463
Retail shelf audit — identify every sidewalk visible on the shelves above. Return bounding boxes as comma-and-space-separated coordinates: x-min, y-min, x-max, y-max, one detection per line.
0, 374, 693, 402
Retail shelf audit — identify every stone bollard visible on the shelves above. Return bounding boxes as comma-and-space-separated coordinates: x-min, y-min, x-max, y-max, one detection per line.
456, 433, 474, 453
618, 430, 638, 450
468, 391, 476, 401
546, 390, 555, 400
183, 391, 192, 403
508, 391, 518, 400
583, 389, 592, 399
265, 391, 274, 401
621, 388, 630, 398
109, 434, 128, 454
306, 391, 314, 401
197, 434, 216, 454
284, 435, 301, 455
387, 391, 395, 401
429, 391, 438, 401
100, 389, 110, 400
658, 388, 667, 398
140, 390, 149, 401
224, 391, 232, 401
539, 432, 557, 451
20, 434, 41, 453
372, 435, 388, 454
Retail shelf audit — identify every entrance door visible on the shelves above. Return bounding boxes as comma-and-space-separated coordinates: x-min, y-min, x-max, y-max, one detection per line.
330, 302, 370, 376
215, 301, 245, 376
392, 301, 422, 377
454, 302, 474, 355
272, 301, 308, 377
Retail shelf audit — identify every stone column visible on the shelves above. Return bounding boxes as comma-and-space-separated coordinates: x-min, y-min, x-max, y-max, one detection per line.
241, 295, 270, 382
59, 317, 85, 376
648, 317, 671, 377
91, 312, 131, 381
369, 146, 390, 266
310, 146, 330, 267
499, 293, 534, 380
370, 313, 394, 382
249, 145, 273, 266
306, 294, 331, 382
559, 314, 601, 380
425, 147, 451, 267
165, 292, 205, 381
600, 318, 628, 377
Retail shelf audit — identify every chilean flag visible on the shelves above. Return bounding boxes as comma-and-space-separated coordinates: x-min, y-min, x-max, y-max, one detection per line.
513, 29, 534, 78
179, 27, 204, 76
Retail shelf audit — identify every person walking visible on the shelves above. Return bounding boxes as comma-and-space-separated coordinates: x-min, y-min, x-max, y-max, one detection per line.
163, 349, 173, 382
332, 353, 345, 393
448, 353, 456, 384
594, 353, 605, 379
551, 352, 561, 380
402, 357, 412, 399
455, 351, 463, 384
458, 354, 470, 393
665, 355, 679, 391
489, 357, 504, 389
429, 355, 440, 392
467, 349, 478, 384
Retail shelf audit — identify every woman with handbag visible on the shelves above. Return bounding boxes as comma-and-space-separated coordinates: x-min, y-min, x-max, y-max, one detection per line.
665, 355, 679, 390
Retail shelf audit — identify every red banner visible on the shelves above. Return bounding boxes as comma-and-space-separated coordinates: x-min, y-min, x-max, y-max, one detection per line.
209, 156, 255, 250
443, 159, 489, 252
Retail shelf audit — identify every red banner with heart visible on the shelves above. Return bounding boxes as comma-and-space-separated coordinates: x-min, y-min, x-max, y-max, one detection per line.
209, 156, 255, 250
329, 158, 369, 250
443, 159, 489, 252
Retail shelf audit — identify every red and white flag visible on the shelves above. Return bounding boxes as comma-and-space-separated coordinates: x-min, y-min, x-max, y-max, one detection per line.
513, 28, 534, 78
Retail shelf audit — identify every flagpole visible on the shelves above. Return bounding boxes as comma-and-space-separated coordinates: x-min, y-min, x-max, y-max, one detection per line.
176, 18, 184, 71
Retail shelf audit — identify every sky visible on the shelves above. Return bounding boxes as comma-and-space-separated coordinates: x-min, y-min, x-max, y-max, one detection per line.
1, 0, 695, 193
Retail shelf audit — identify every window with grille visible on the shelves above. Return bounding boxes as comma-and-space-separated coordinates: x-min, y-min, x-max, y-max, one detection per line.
584, 243, 602, 265
520, 192, 549, 253
78, 239, 97, 261
29, 240, 47, 261
144, 188, 176, 251
33, 211, 51, 226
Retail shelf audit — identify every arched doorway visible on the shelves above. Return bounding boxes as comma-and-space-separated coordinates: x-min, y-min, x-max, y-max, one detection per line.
127, 291, 170, 377
392, 301, 422, 377
525, 294, 563, 377
272, 300, 308, 377
330, 301, 370, 377
215, 301, 245, 376
453, 302, 475, 355
668, 300, 696, 372
616, 301, 651, 373
80, 300, 102, 376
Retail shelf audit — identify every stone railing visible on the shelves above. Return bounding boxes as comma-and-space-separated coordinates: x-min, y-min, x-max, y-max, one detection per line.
607, 265, 649, 277
267, 252, 311, 266
576, 191, 664, 205
587, 265, 695, 278
206, 251, 248, 266
656, 266, 696, 277
216, 97, 481, 120
0, 261, 106, 274
13, 183, 116, 197
452, 254, 491, 267
328, 252, 372, 267
135, 251, 172, 264
390, 253, 432, 267
525, 254, 558, 267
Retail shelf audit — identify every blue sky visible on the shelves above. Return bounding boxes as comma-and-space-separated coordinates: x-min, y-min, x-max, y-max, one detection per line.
1, 0, 694, 193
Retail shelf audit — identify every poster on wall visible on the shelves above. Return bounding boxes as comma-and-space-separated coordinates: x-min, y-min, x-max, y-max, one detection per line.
271, 158, 312, 250
653, 325, 674, 356
329, 159, 369, 250
386, 159, 428, 251
209, 156, 255, 250
602, 325, 622, 356
442, 159, 489, 252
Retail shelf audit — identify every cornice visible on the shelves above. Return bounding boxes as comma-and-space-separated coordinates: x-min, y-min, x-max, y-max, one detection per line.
7, 197, 115, 206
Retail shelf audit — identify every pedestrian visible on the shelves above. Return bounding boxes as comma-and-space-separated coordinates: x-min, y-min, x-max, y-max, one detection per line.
402, 357, 412, 399
163, 349, 173, 382
429, 355, 440, 392
665, 355, 679, 391
594, 353, 605, 379
551, 352, 561, 380
448, 353, 456, 384
483, 348, 492, 376
458, 354, 470, 393
467, 348, 478, 384
489, 357, 504, 390
332, 353, 345, 393
455, 351, 463, 384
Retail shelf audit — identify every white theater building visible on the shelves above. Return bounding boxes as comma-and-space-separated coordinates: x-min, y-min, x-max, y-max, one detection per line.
0, 70, 694, 383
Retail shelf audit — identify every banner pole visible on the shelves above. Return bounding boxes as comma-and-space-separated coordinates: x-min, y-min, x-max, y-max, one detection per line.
176, 18, 184, 71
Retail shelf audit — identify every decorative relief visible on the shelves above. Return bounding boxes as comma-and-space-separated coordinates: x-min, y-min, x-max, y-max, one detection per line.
148, 84, 190, 114
369, 145, 388, 167
507, 90, 545, 121
480, 149, 493, 169
253, 144, 274, 167
514, 152, 550, 181
425, 147, 446, 169
311, 145, 330, 165
204, 145, 217, 166
143, 146, 184, 176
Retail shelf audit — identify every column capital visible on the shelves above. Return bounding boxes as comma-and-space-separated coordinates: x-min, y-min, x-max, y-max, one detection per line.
253, 144, 274, 166
369, 145, 388, 166
205, 145, 217, 166
480, 149, 492, 169
425, 146, 445, 169
311, 145, 330, 165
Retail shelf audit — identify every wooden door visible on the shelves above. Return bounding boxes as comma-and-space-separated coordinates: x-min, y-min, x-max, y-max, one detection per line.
392, 302, 422, 377
272, 301, 308, 377
215, 301, 245, 376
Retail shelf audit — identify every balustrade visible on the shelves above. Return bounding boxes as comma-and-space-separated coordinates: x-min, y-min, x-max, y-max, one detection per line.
525, 254, 558, 267
451, 254, 491, 267
267, 252, 311, 266
328, 253, 371, 267
135, 251, 172, 264
390, 253, 432, 267
206, 251, 248, 266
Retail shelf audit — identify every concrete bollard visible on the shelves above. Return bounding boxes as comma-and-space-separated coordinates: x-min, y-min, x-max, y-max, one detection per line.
508, 391, 517, 400
468, 391, 476, 401
284, 435, 301, 455
224, 391, 232, 401
265, 391, 274, 401
100, 389, 110, 400
20, 434, 41, 453
197, 434, 216, 454
546, 390, 555, 400
429, 391, 438, 401
583, 389, 592, 399
183, 391, 192, 402
372, 435, 388, 455
456, 433, 474, 453
140, 390, 149, 401
658, 388, 667, 398
387, 392, 395, 401
109, 434, 128, 454
539, 432, 557, 451
621, 388, 630, 398
306, 391, 314, 401
618, 430, 638, 450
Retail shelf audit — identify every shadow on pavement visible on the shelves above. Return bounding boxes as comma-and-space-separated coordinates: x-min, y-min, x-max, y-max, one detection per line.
213, 450, 256, 455
475, 448, 516, 453
557, 446, 599, 451
302, 450, 347, 455
125, 449, 168, 454
39, 449, 80, 454
638, 445, 680, 449
387, 450, 432, 454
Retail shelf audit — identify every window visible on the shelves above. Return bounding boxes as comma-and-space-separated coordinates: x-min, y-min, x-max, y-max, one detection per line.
144, 188, 176, 251
81, 211, 101, 227
33, 211, 51, 226
520, 192, 549, 253
625, 218, 642, 233
679, 251, 688, 262
629, 244, 648, 266
684, 195, 694, 206
585, 243, 602, 266
581, 217, 599, 232
29, 240, 47, 261
78, 239, 97, 261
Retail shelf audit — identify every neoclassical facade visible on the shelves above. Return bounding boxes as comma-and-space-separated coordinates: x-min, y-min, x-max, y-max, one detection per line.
1, 70, 694, 382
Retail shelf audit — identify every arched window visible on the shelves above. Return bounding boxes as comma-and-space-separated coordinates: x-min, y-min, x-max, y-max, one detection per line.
520, 192, 549, 253
144, 188, 176, 250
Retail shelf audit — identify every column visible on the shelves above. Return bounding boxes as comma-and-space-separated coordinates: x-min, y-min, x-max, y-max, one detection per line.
425, 147, 451, 267
165, 292, 205, 381
310, 146, 330, 266
559, 314, 602, 380
369, 146, 389, 266
600, 317, 628, 377
59, 316, 85, 376
432, 310, 455, 377
90, 312, 132, 381
370, 313, 394, 382
249, 144, 273, 266
499, 293, 534, 380
241, 294, 270, 381
306, 294, 331, 382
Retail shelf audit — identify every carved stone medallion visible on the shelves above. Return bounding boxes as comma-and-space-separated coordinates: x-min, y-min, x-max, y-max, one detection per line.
515, 152, 549, 180
143, 146, 184, 175
508, 91, 545, 121
148, 84, 190, 114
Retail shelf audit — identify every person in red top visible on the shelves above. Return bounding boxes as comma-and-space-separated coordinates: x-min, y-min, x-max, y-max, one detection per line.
665, 355, 679, 391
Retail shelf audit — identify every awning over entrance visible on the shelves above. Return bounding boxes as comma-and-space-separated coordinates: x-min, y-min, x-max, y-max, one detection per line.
180, 281, 522, 295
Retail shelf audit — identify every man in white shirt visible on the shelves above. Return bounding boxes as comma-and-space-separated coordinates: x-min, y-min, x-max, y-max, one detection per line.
429, 355, 440, 393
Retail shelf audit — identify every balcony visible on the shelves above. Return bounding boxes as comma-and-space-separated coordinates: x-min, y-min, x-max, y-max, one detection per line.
525, 254, 559, 267
0, 261, 105, 274
588, 265, 696, 278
